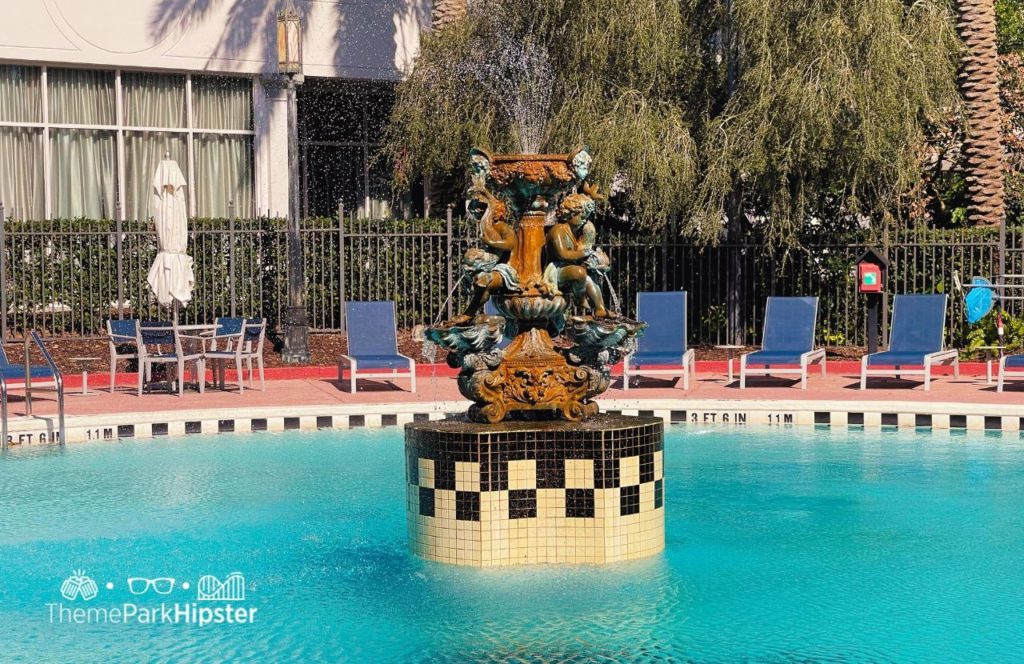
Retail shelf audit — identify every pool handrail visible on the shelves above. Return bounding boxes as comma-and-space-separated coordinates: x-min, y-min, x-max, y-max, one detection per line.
1, 331, 64, 451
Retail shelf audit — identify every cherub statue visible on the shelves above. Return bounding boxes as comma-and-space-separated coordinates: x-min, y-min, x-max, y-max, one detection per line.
571, 147, 593, 183
575, 184, 611, 278
469, 147, 492, 179
544, 192, 610, 317
453, 177, 520, 323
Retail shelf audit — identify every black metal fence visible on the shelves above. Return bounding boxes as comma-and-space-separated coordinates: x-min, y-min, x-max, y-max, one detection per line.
601, 223, 1012, 348
1, 200, 1019, 347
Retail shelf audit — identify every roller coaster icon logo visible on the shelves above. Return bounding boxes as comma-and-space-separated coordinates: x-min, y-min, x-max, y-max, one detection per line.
196, 572, 246, 601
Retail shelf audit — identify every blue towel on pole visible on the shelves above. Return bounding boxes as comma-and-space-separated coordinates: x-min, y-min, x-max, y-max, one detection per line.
965, 277, 994, 324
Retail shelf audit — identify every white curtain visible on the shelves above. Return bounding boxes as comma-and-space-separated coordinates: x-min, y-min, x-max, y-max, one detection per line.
0, 128, 44, 219
0, 66, 44, 218
123, 72, 185, 128
48, 68, 115, 125
192, 76, 253, 216
195, 134, 252, 217
0, 67, 255, 220
192, 76, 251, 130
50, 129, 116, 219
0, 65, 41, 122
47, 69, 117, 218
125, 132, 187, 222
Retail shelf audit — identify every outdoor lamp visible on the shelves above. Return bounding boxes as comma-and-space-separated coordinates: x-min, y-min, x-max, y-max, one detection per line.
277, 7, 302, 76
278, 3, 310, 363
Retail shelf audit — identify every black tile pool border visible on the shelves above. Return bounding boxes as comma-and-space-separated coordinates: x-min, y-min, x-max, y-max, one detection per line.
7, 404, 1022, 447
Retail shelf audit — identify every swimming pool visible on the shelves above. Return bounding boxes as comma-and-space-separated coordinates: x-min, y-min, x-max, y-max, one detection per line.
2, 426, 1023, 662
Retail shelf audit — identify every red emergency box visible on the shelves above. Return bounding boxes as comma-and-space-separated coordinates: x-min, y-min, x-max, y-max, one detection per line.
856, 248, 888, 295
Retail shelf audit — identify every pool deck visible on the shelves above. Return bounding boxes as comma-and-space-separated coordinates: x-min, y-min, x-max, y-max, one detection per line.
5, 360, 1024, 444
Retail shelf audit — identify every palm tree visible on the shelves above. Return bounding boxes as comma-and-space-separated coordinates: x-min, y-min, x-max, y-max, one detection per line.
958, 0, 1006, 225
432, 0, 467, 30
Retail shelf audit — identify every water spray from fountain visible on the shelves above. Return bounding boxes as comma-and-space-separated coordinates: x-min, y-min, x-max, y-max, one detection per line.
452, 4, 556, 154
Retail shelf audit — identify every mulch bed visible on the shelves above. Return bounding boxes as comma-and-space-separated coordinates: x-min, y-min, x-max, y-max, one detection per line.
4, 330, 434, 374
6, 331, 878, 376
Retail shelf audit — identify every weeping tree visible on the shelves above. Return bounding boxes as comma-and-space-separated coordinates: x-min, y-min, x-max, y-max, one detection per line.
386, 0, 701, 226
386, 0, 961, 243
695, 0, 961, 244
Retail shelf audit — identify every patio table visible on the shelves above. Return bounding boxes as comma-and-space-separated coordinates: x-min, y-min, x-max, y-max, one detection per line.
69, 356, 101, 395
976, 345, 1005, 384
714, 345, 745, 382
182, 323, 246, 389
175, 323, 218, 334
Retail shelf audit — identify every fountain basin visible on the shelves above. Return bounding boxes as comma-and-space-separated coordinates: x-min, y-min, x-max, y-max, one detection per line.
406, 415, 665, 566
562, 315, 647, 350
423, 315, 506, 355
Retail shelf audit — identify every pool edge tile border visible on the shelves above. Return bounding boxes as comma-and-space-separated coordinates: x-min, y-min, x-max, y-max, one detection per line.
4, 397, 1024, 446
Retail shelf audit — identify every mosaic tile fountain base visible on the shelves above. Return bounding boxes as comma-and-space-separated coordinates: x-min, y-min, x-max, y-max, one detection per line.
405, 415, 664, 566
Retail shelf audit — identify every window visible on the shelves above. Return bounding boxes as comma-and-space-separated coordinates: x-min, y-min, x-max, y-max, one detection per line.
0, 66, 44, 219
298, 78, 398, 218
48, 67, 117, 219
0, 65, 254, 220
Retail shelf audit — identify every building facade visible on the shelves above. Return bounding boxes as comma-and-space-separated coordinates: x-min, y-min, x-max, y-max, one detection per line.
0, 0, 430, 220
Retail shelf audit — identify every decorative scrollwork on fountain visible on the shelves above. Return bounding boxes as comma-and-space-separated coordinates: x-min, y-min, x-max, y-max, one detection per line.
424, 147, 646, 423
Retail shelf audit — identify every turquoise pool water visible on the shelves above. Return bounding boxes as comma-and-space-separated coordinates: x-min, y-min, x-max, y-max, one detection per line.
2, 426, 1024, 662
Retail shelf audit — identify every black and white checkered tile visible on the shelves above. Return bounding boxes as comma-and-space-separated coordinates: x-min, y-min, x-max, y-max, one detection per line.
406, 418, 665, 523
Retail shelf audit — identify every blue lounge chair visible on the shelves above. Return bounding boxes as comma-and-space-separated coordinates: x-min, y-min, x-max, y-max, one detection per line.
622, 291, 695, 390
338, 301, 416, 393
740, 296, 825, 389
998, 353, 1024, 392
1, 332, 65, 451
860, 294, 958, 391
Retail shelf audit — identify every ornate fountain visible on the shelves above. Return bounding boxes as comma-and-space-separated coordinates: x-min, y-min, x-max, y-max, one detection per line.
425, 147, 646, 422
405, 148, 664, 566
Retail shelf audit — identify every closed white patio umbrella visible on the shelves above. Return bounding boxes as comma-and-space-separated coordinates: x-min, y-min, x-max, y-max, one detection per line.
146, 155, 194, 319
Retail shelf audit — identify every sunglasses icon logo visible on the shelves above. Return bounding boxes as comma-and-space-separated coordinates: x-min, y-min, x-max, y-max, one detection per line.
127, 577, 175, 595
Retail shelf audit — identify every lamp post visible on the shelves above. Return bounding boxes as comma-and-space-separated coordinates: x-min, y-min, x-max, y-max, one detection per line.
278, 6, 310, 363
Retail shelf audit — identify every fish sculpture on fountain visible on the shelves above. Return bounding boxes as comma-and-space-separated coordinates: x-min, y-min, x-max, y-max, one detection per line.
424, 146, 646, 423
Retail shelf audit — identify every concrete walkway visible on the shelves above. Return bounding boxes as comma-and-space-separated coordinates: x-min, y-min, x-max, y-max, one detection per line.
5, 362, 1019, 420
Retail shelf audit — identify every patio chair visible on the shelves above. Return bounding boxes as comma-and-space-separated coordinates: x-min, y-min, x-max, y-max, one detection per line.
622, 291, 695, 390
997, 354, 1024, 392
137, 321, 205, 396
1, 332, 65, 451
204, 318, 266, 393
106, 319, 139, 394
202, 317, 245, 384
860, 294, 958, 391
740, 296, 826, 389
208, 317, 246, 347
338, 301, 416, 393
